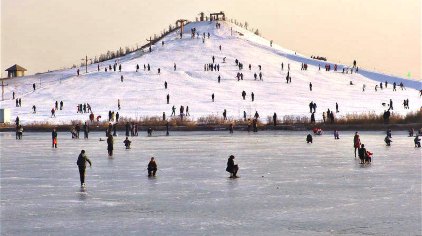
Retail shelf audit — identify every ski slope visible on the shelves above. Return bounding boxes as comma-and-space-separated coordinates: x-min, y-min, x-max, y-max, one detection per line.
1, 21, 421, 125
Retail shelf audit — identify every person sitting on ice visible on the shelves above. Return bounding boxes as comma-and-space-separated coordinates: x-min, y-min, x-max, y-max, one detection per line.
414, 136, 421, 148
358, 144, 367, 164
313, 128, 323, 135
306, 134, 313, 143
147, 157, 157, 177
384, 136, 392, 146
365, 150, 373, 163
123, 137, 131, 149
226, 155, 239, 178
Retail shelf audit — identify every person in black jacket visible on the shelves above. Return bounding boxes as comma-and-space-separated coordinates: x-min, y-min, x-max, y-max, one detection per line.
125, 122, 130, 137
107, 134, 113, 156
358, 144, 367, 164
147, 157, 158, 177
226, 155, 239, 178
306, 134, 313, 143
76, 150, 92, 187
83, 122, 89, 139
123, 137, 131, 149
52, 128, 58, 148
75, 124, 80, 139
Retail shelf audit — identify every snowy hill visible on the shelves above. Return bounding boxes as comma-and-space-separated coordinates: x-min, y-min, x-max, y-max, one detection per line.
1, 21, 421, 125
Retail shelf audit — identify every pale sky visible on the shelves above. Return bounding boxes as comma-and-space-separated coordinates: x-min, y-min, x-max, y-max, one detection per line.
1, 0, 421, 79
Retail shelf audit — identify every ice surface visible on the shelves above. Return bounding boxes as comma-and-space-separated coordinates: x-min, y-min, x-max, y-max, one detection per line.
1, 131, 421, 235
0, 21, 421, 125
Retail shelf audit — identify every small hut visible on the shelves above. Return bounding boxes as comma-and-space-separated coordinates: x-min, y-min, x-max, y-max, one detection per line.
5, 64, 27, 78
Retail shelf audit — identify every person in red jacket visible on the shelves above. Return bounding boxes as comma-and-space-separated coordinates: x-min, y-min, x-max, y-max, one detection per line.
353, 132, 361, 158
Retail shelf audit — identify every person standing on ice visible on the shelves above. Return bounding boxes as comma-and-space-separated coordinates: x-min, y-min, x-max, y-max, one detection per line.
77, 69, 80, 76
309, 82, 312, 91
242, 91, 246, 100
334, 130, 340, 139
32, 105, 36, 113
107, 134, 114, 156
336, 103, 339, 113
223, 109, 227, 120
389, 99, 393, 110
16, 125, 23, 140
273, 113, 277, 126
116, 112, 120, 123
174, 63, 176, 71
166, 122, 170, 136
125, 122, 130, 137
353, 132, 361, 158
83, 122, 89, 139
136, 64, 139, 72
309, 102, 313, 113
384, 135, 392, 146
212, 93, 215, 102
164, 81, 167, 89
212, 56, 215, 63
167, 94, 170, 104
310, 112, 315, 123
226, 155, 239, 178
32, 83, 36, 91
252, 119, 258, 132
229, 123, 234, 134
74, 123, 80, 139
12, 91, 15, 99
52, 128, 58, 148
76, 150, 91, 188
251, 92, 255, 102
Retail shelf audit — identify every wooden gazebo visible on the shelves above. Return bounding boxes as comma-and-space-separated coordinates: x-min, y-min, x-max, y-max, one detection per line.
5, 64, 27, 78
210, 11, 225, 21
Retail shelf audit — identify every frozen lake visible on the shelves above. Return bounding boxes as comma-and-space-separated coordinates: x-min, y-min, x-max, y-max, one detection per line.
1, 131, 421, 235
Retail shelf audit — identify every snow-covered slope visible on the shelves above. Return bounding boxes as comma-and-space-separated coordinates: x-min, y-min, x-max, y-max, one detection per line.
1, 21, 421, 125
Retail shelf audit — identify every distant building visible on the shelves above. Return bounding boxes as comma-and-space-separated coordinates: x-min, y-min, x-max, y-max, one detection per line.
5, 64, 27, 78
